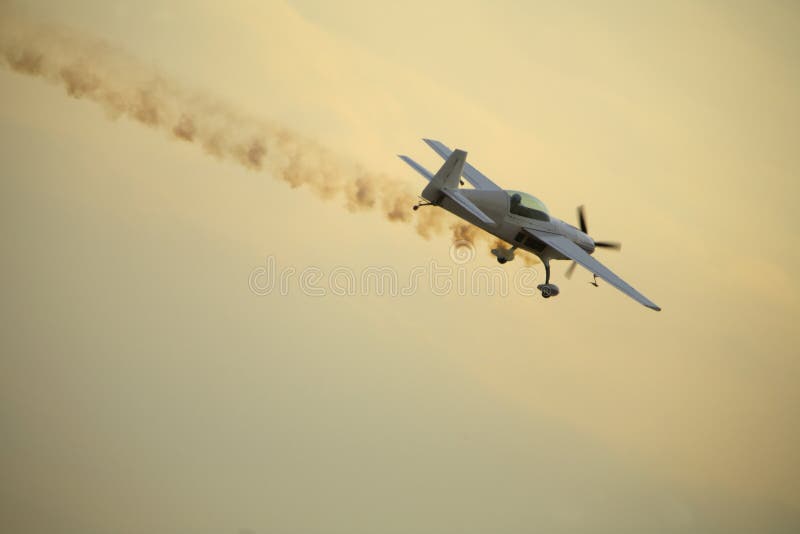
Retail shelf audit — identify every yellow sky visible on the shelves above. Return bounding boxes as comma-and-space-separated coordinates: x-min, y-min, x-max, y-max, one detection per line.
1, 1, 799, 533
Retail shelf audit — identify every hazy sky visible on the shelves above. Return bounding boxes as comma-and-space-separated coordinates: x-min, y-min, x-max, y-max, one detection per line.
1, 1, 799, 533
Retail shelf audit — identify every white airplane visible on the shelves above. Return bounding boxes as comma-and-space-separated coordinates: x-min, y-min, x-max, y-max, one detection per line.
399, 139, 661, 311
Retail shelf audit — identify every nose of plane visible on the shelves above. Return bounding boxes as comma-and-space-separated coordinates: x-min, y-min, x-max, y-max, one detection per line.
585, 236, 596, 254
575, 233, 595, 254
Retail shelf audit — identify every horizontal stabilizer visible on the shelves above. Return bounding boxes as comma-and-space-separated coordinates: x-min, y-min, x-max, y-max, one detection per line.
423, 138, 503, 191
443, 189, 495, 225
398, 155, 433, 181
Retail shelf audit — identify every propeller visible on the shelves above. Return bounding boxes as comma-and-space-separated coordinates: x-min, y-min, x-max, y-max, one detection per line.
577, 205, 588, 233
565, 260, 577, 279
565, 205, 621, 279
595, 240, 622, 250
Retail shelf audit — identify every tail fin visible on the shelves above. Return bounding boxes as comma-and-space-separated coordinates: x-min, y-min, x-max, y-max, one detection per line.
421, 149, 466, 202
401, 147, 495, 225
431, 149, 466, 189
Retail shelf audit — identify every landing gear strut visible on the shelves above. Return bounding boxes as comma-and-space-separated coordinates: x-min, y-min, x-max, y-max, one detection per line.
536, 259, 560, 298
412, 200, 433, 211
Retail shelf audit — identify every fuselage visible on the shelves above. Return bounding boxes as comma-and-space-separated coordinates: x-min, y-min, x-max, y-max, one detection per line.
437, 189, 595, 262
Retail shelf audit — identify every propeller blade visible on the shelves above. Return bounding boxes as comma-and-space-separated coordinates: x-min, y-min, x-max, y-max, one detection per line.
577, 205, 587, 233
565, 261, 577, 279
595, 241, 622, 251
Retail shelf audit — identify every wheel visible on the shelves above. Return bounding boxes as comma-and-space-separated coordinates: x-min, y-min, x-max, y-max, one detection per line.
412, 205, 419, 211
497, 257, 507, 264
541, 286, 552, 298
542, 292, 551, 299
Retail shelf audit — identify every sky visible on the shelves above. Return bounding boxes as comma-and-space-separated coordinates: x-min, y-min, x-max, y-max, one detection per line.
1, 1, 799, 533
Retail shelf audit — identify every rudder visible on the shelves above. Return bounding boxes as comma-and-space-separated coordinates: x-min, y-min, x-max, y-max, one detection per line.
431, 149, 466, 189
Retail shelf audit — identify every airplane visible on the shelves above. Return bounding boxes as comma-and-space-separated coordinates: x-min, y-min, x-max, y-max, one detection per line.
399, 139, 661, 311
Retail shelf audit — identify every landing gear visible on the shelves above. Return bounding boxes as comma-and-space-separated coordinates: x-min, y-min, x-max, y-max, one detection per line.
491, 245, 517, 264
536, 258, 560, 298
537, 283, 560, 298
412, 200, 433, 211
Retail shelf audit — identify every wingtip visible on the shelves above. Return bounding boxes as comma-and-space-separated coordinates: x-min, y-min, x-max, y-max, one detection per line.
648, 304, 662, 312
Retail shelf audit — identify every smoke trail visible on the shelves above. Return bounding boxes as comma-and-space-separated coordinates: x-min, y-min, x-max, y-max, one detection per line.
1, 9, 536, 265
0, 8, 453, 236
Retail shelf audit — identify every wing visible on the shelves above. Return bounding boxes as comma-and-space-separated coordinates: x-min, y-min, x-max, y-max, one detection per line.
423, 139, 503, 191
442, 189, 495, 225
524, 228, 661, 311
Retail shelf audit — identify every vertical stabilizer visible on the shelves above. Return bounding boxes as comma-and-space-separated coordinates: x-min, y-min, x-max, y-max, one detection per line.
422, 149, 466, 201
432, 149, 466, 189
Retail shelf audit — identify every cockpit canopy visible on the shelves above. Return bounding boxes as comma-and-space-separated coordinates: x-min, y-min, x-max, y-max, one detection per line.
507, 190, 550, 221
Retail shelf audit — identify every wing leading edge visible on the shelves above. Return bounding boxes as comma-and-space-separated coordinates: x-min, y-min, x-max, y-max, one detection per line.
524, 228, 661, 311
